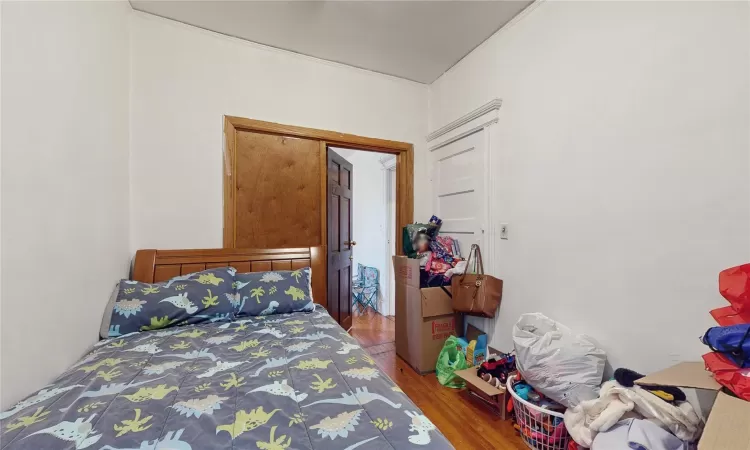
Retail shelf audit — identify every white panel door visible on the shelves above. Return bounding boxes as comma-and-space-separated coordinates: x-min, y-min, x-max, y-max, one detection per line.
428, 99, 500, 344
432, 129, 486, 258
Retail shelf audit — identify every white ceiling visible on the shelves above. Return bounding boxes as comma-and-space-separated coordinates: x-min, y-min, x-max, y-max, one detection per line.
130, 1, 533, 83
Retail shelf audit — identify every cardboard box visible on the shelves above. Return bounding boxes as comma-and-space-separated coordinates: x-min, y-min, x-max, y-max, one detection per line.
393, 256, 463, 374
455, 366, 509, 419
457, 324, 488, 366
636, 362, 750, 449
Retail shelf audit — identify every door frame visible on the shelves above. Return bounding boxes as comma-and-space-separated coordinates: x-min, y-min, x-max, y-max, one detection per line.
382, 156, 397, 316
223, 114, 413, 257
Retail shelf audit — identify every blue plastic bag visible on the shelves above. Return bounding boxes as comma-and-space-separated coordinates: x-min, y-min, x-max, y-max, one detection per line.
702, 323, 750, 368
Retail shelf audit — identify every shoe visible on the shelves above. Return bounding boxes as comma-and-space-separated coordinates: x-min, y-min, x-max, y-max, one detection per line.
480, 373, 502, 388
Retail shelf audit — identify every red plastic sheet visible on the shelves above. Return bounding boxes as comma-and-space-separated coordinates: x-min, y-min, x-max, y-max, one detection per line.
711, 264, 750, 326
703, 352, 750, 401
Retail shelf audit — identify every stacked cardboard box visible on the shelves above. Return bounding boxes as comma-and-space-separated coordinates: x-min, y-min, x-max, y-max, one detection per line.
393, 256, 463, 374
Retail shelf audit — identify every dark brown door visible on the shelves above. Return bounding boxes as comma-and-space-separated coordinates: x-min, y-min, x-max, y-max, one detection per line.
327, 148, 354, 330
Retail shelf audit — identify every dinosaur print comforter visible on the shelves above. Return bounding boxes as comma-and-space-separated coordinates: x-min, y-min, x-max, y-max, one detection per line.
0, 307, 454, 450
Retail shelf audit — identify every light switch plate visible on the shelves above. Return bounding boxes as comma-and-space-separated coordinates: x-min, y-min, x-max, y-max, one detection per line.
500, 223, 508, 240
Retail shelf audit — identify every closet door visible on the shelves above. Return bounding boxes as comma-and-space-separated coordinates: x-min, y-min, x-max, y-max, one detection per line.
428, 100, 500, 339
432, 129, 486, 255
229, 130, 324, 249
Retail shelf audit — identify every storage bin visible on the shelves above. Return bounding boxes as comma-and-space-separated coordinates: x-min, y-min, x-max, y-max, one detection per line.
507, 374, 571, 450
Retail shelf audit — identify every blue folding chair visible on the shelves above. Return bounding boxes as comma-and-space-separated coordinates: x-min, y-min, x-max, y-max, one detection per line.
352, 263, 365, 312
352, 264, 380, 314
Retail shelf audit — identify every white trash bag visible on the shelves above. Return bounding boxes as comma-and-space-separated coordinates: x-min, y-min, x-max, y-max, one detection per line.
513, 313, 606, 408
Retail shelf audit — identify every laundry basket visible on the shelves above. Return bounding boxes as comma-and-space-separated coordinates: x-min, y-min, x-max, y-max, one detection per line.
507, 374, 571, 450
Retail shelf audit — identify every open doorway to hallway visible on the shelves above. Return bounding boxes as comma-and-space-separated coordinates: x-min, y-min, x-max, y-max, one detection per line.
330, 147, 397, 353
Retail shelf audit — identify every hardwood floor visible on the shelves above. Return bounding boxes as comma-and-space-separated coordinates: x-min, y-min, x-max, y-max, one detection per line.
350, 308, 395, 348
350, 310, 526, 450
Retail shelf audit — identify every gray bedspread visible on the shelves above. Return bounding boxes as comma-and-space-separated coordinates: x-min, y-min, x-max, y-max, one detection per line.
0, 307, 454, 450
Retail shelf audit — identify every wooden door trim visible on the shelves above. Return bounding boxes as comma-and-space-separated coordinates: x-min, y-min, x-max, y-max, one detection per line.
226, 116, 411, 153
223, 116, 413, 256
318, 141, 328, 255
223, 118, 237, 248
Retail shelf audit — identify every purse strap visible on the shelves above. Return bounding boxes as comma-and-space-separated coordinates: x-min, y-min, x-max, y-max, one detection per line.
474, 245, 485, 275
459, 244, 485, 284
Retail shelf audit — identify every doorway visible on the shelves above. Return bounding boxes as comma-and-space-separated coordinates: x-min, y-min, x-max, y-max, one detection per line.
328, 147, 397, 355
222, 116, 413, 329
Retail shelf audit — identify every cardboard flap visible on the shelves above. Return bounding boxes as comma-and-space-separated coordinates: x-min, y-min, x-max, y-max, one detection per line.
698, 392, 750, 450
466, 324, 485, 341
405, 285, 423, 368
393, 256, 420, 289
636, 362, 721, 391
420, 287, 454, 317
455, 367, 506, 396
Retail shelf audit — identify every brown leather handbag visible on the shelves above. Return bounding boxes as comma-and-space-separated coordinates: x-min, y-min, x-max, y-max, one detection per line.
451, 244, 503, 317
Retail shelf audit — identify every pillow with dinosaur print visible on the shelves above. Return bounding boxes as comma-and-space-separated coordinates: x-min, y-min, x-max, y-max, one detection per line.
234, 267, 315, 317
102, 267, 238, 338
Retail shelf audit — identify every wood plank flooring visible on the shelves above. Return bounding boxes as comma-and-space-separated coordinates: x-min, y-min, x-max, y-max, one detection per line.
350, 310, 526, 450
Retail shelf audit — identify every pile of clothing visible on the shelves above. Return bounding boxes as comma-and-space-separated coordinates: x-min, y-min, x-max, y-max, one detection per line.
564, 368, 702, 449
562, 264, 750, 450
403, 216, 466, 288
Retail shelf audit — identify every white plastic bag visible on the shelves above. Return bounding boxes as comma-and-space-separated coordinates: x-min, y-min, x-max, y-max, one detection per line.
513, 313, 606, 408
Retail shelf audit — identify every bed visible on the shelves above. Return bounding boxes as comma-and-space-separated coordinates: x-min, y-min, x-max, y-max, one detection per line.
0, 247, 454, 450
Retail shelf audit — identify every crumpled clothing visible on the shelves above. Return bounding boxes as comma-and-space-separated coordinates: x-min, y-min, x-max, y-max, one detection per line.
592, 418, 694, 450
426, 255, 452, 274
564, 380, 702, 448
444, 260, 468, 279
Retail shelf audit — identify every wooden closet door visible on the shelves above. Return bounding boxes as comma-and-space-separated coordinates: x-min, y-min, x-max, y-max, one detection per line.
232, 131, 323, 249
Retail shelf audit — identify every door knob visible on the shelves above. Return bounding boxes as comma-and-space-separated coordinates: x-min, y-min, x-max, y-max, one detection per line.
349, 255, 353, 261
345, 240, 357, 246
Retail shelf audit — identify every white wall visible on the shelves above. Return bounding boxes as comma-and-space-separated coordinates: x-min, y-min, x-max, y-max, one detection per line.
336, 150, 392, 314
429, 1, 750, 373
3, 0, 742, 410
129, 13, 428, 251
1, 1, 131, 409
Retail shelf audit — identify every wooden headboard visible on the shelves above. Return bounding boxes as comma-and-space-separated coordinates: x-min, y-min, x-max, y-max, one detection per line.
132, 246, 327, 307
